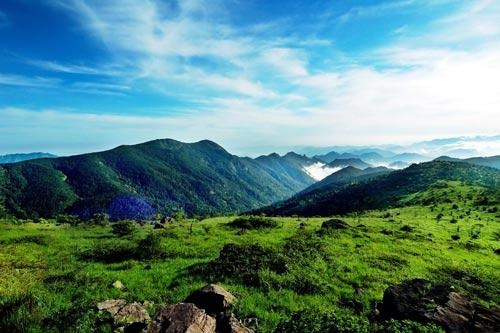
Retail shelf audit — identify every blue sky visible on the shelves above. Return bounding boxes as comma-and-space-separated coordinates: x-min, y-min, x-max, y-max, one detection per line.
0, 0, 499, 156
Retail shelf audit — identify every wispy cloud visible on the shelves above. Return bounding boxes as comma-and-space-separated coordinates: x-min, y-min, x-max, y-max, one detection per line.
26, 59, 124, 76
0, 73, 60, 88
2, 0, 500, 154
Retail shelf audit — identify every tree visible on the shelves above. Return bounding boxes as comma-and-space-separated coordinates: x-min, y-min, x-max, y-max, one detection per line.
108, 196, 154, 221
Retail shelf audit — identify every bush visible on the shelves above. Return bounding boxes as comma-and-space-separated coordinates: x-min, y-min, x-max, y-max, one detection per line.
227, 216, 278, 230
90, 213, 109, 226
111, 220, 137, 237
193, 243, 287, 286
380, 319, 444, 332
137, 232, 165, 259
56, 214, 80, 226
400, 225, 414, 232
81, 240, 136, 263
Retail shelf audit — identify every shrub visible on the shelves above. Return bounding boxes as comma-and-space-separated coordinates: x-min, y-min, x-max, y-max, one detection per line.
381, 319, 444, 332
56, 214, 80, 226
0, 235, 48, 245
111, 220, 137, 237
81, 240, 136, 263
193, 243, 287, 286
136, 232, 165, 259
400, 225, 414, 232
90, 213, 109, 226
227, 216, 278, 230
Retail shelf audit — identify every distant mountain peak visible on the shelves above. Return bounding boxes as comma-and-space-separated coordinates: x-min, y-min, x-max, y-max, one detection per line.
0, 152, 57, 164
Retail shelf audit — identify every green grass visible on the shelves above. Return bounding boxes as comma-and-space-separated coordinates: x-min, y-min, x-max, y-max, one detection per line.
1, 199, 499, 332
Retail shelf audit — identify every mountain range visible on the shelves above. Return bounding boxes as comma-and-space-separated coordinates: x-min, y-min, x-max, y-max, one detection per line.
0, 152, 57, 164
1, 138, 499, 219
257, 161, 500, 216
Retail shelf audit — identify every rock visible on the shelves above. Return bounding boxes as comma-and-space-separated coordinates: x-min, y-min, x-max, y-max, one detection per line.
184, 284, 237, 315
216, 313, 254, 333
379, 279, 500, 332
97, 299, 150, 333
321, 219, 348, 230
112, 280, 125, 289
148, 303, 216, 333
98, 299, 127, 316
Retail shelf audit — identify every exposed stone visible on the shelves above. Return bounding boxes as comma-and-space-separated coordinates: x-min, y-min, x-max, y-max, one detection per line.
148, 303, 216, 333
216, 313, 254, 333
97, 299, 150, 333
379, 279, 500, 332
185, 284, 237, 315
112, 280, 125, 289
98, 299, 127, 316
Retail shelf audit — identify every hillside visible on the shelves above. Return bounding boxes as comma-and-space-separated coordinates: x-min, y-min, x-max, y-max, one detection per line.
0, 139, 314, 219
327, 158, 372, 169
257, 161, 500, 216
0, 152, 57, 164
435, 155, 500, 169
300, 166, 392, 194
254, 152, 316, 189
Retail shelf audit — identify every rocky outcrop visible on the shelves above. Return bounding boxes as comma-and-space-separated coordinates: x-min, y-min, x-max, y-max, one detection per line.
148, 303, 216, 333
185, 284, 237, 315
379, 279, 500, 332
100, 285, 253, 333
148, 285, 253, 333
97, 299, 150, 333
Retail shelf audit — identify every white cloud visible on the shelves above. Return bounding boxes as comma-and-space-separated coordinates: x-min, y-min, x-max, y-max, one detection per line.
11, 0, 497, 154
0, 73, 60, 88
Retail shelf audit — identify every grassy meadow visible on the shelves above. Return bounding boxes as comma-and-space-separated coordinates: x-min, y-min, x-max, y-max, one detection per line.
0, 183, 499, 332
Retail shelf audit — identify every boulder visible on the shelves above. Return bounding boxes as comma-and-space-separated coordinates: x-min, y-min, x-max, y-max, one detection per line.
148, 303, 216, 333
379, 279, 500, 332
97, 299, 150, 333
216, 313, 254, 333
98, 299, 127, 316
185, 284, 237, 315
321, 219, 348, 230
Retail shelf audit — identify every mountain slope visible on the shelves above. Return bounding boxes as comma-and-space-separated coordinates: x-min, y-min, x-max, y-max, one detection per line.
0, 139, 313, 218
257, 161, 500, 216
327, 158, 372, 169
0, 152, 57, 164
300, 166, 392, 194
435, 155, 500, 169
254, 152, 316, 190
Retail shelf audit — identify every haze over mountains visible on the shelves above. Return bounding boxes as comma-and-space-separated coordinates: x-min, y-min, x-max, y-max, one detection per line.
0, 152, 56, 164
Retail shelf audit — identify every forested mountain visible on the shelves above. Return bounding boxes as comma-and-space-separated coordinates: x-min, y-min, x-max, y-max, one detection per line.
254, 152, 317, 190
0, 152, 57, 164
435, 155, 500, 169
327, 158, 372, 169
257, 161, 500, 216
300, 166, 391, 194
0, 139, 314, 218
